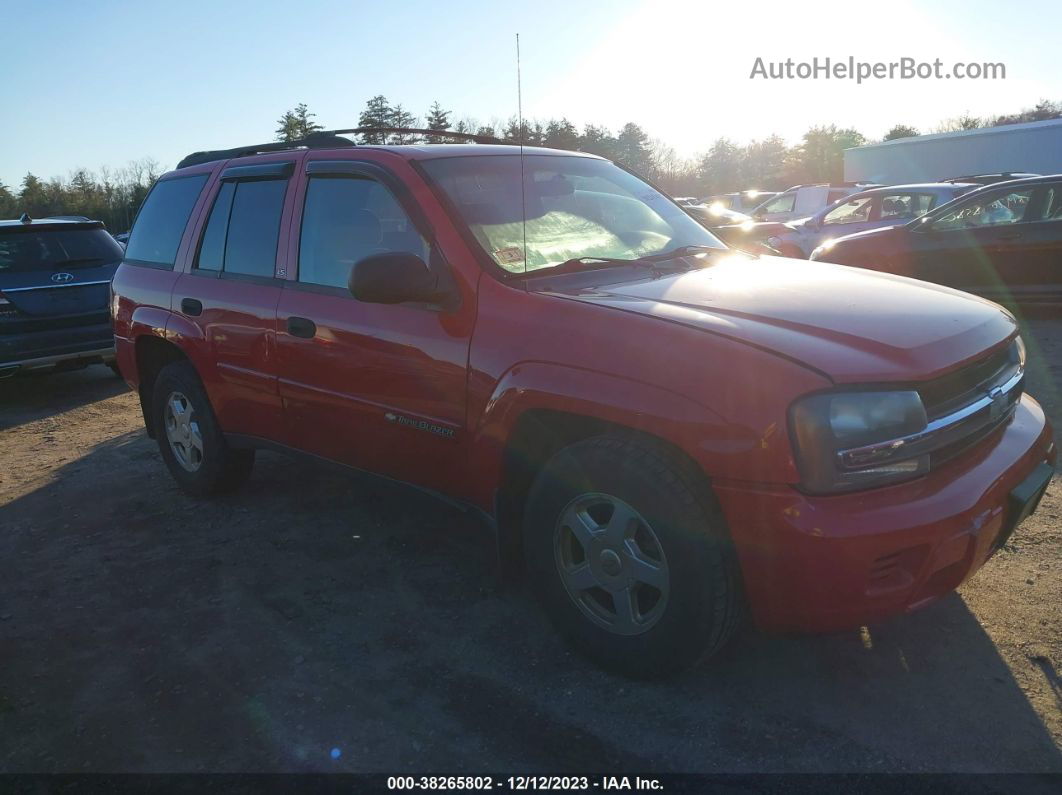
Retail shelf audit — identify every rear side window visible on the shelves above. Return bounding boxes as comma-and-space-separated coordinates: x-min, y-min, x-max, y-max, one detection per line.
1030, 185, 1062, 222
196, 179, 287, 278
760, 193, 795, 214
124, 175, 208, 267
879, 193, 935, 221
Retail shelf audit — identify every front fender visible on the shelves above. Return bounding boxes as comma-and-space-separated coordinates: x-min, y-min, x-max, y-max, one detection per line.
467, 361, 794, 511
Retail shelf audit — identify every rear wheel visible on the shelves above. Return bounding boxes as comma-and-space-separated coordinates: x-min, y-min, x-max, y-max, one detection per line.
523, 436, 742, 678
152, 361, 254, 497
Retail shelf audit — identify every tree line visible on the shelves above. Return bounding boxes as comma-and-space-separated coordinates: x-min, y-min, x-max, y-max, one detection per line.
3, 97, 1060, 231
0, 159, 161, 233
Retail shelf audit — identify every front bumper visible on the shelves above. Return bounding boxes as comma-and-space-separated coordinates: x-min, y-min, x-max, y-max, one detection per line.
715, 394, 1055, 633
0, 321, 114, 375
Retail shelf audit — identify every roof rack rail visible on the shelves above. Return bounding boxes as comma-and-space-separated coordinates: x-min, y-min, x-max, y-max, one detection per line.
176, 127, 505, 169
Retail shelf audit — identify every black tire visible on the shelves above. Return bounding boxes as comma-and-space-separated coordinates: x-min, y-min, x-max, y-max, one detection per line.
523, 435, 742, 678
151, 360, 254, 497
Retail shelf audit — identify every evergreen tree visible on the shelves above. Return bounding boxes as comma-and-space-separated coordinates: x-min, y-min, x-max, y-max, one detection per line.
293, 103, 323, 138
0, 181, 15, 217
698, 138, 742, 193
358, 95, 393, 143
275, 103, 323, 142
19, 174, 49, 217
425, 101, 451, 132
614, 123, 653, 176
388, 104, 418, 144
275, 109, 300, 142
739, 135, 789, 188
544, 118, 580, 150
578, 124, 617, 159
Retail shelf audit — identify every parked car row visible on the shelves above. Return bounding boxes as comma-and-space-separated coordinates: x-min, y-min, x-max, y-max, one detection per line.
678, 170, 1060, 303
811, 174, 1062, 304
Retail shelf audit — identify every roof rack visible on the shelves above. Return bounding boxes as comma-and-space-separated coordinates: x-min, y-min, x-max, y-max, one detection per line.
176, 127, 505, 169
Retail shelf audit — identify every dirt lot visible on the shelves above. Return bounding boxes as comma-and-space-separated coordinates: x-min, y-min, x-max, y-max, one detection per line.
1, 318, 1060, 774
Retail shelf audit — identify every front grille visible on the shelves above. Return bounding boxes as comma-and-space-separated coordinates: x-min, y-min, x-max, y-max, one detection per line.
835, 340, 1025, 476
923, 341, 1025, 467
918, 344, 1019, 422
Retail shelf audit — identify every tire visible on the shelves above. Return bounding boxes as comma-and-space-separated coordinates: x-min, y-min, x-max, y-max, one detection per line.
523, 435, 742, 678
151, 360, 255, 497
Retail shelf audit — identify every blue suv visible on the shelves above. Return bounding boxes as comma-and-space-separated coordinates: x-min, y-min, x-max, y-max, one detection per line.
0, 214, 125, 378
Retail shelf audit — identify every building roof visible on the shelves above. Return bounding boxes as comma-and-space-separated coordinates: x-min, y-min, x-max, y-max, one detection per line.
847, 117, 1062, 153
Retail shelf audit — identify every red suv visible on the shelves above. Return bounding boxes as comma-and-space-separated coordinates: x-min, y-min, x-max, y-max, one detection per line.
111, 130, 1056, 677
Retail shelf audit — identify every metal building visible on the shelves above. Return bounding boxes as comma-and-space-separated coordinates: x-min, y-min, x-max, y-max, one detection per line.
844, 118, 1062, 184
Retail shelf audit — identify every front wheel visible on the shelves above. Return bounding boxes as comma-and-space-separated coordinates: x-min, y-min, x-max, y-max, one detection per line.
523, 436, 742, 678
152, 361, 254, 497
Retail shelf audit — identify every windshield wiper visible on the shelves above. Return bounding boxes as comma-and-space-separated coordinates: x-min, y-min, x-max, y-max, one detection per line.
512, 246, 723, 280
512, 256, 640, 278
638, 244, 722, 262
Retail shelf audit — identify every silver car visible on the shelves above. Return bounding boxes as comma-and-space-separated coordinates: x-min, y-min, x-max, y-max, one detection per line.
763, 183, 979, 258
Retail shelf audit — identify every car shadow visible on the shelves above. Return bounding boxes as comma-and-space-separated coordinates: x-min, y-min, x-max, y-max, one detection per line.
1, 432, 1059, 774
0, 365, 129, 432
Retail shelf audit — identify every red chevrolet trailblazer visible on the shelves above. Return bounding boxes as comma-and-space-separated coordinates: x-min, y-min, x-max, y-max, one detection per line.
110, 129, 1055, 677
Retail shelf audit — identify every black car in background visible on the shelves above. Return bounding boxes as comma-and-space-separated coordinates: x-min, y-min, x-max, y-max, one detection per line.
811, 175, 1062, 304
0, 215, 124, 378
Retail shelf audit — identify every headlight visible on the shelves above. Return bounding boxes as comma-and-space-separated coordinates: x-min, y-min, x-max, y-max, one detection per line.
1014, 335, 1026, 367
809, 239, 835, 260
789, 390, 929, 493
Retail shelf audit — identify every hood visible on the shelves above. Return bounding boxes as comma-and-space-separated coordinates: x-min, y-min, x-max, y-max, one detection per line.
536, 255, 1016, 383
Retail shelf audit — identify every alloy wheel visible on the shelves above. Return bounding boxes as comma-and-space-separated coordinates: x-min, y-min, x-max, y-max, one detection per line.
553, 493, 669, 636
163, 390, 204, 472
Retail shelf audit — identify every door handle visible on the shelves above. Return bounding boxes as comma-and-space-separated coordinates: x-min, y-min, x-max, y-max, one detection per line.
180, 298, 203, 316
998, 231, 1023, 241
286, 316, 317, 339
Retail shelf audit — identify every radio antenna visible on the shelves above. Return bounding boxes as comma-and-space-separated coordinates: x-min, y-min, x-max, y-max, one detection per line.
517, 32, 527, 278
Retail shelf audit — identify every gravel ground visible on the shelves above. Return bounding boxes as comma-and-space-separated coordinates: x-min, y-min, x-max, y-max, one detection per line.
0, 318, 1059, 774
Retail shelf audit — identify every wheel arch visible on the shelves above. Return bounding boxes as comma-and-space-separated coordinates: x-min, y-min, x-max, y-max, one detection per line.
134, 334, 192, 438
474, 363, 727, 576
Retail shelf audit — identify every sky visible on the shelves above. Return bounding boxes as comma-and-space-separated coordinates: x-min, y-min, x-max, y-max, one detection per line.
2, 0, 1060, 187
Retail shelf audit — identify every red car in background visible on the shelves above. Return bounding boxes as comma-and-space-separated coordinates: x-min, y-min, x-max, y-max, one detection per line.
110, 131, 1055, 677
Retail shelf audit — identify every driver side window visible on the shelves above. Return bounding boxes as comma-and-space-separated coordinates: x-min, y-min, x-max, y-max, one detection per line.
298, 176, 429, 289
932, 189, 1035, 231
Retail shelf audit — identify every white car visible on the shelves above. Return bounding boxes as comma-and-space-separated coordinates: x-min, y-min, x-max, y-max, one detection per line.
749, 183, 880, 222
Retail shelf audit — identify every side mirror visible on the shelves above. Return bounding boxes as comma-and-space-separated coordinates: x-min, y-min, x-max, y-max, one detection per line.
349, 252, 438, 304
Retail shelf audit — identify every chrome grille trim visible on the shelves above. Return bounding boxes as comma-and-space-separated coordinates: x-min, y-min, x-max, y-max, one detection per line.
836, 366, 1024, 471
0, 280, 111, 292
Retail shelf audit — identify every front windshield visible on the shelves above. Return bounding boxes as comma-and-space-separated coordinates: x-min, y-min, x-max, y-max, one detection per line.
420, 154, 726, 274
